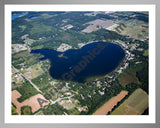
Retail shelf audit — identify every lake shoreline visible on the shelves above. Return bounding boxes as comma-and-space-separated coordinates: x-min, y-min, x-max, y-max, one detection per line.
31, 41, 125, 83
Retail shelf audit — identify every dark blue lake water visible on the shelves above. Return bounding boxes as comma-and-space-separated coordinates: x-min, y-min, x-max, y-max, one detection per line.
31, 42, 125, 83
28, 15, 40, 19
12, 13, 27, 20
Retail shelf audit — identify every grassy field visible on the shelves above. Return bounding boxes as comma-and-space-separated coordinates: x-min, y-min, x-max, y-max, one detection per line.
119, 68, 140, 86
31, 73, 52, 90
12, 50, 29, 59
143, 49, 149, 56
21, 106, 32, 115
111, 88, 148, 115
22, 63, 44, 80
15, 79, 39, 103
119, 19, 148, 40
19, 25, 26, 31
12, 105, 19, 115
110, 103, 139, 115
30, 22, 52, 35
124, 88, 148, 113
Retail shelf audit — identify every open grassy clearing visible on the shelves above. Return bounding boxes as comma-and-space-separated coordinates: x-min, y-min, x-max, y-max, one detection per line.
22, 63, 44, 80
118, 61, 147, 87
24, 37, 36, 44
143, 49, 148, 56
12, 50, 41, 69
21, 106, 32, 115
119, 19, 148, 40
110, 103, 139, 115
30, 22, 52, 35
124, 88, 148, 113
119, 68, 140, 86
31, 73, 53, 90
120, 25, 148, 40
15, 78, 39, 102
12, 50, 29, 59
111, 88, 148, 115
21, 34, 36, 44
32, 44, 44, 49
19, 25, 26, 31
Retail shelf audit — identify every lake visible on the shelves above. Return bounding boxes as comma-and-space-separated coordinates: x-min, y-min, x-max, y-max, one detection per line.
12, 13, 27, 20
28, 15, 40, 19
31, 42, 125, 83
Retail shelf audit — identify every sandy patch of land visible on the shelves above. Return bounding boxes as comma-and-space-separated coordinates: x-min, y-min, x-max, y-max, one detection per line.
12, 44, 28, 53
105, 23, 118, 31
57, 43, 72, 52
82, 19, 114, 33
93, 91, 128, 115
12, 90, 49, 114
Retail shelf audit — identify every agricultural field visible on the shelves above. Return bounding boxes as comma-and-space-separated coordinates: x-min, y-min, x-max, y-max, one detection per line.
22, 63, 44, 80
119, 68, 140, 86
105, 23, 118, 31
30, 22, 52, 35
82, 19, 115, 33
93, 91, 128, 115
118, 62, 147, 87
12, 44, 28, 53
111, 88, 148, 115
119, 19, 148, 40
21, 34, 36, 44
12, 50, 38, 69
12, 90, 50, 114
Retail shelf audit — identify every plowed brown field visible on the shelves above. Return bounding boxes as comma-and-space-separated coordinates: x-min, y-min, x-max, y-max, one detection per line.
93, 91, 128, 115
12, 90, 49, 114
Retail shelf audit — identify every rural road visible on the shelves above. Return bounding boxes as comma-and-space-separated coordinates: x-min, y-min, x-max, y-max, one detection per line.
50, 95, 73, 105
12, 66, 42, 93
